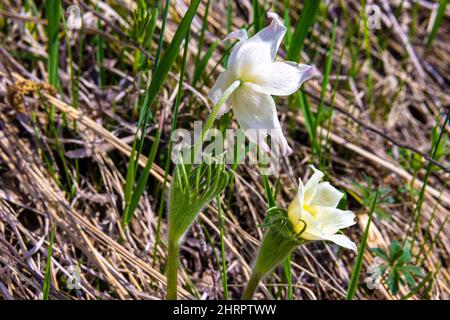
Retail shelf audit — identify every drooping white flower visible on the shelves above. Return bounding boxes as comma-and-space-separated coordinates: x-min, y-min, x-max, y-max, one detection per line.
288, 166, 357, 250
208, 12, 320, 156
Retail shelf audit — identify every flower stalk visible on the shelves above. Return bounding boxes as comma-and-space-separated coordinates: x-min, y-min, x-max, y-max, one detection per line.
166, 81, 238, 299
242, 272, 263, 301
242, 223, 302, 299
192, 79, 241, 162
167, 235, 180, 300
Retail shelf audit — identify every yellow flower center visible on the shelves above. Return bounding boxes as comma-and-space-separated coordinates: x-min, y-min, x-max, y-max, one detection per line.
235, 64, 262, 85
303, 204, 318, 219
288, 203, 318, 235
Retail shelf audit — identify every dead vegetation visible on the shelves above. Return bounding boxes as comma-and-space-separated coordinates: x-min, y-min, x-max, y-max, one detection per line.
0, 0, 449, 300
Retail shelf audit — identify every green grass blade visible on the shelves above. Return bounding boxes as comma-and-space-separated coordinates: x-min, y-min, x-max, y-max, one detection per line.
252, 0, 264, 32
153, 0, 170, 72
193, 0, 211, 82
426, 0, 449, 47
96, 7, 105, 88
297, 91, 316, 149
217, 196, 229, 299
123, 0, 201, 226
283, 0, 292, 49
286, 1, 320, 157
283, 253, 293, 300
193, 41, 218, 86
346, 189, 379, 300
361, 0, 373, 108
123, 0, 170, 226
152, 30, 190, 266
42, 224, 56, 300
226, 0, 232, 35
262, 175, 276, 208
316, 19, 337, 162
401, 272, 433, 300
409, 109, 449, 243
46, 0, 60, 87
45, 0, 70, 192
145, 0, 200, 113
286, 0, 320, 61
123, 120, 163, 226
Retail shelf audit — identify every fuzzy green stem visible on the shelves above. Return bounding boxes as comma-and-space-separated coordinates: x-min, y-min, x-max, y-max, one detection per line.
242, 227, 300, 299
242, 271, 263, 300
192, 80, 241, 161
166, 237, 180, 300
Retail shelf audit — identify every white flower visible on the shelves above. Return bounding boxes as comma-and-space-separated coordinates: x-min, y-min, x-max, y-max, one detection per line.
208, 12, 320, 156
288, 166, 357, 250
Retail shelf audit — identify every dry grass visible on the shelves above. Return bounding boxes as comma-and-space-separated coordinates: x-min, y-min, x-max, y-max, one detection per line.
0, 0, 448, 300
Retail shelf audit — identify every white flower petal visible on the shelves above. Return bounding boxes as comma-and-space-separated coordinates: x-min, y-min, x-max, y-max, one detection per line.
231, 85, 292, 156
207, 71, 232, 118
298, 210, 326, 240
309, 182, 344, 208
288, 178, 304, 226
252, 12, 286, 60
224, 29, 248, 71
325, 234, 357, 251
227, 12, 286, 80
251, 63, 321, 96
303, 166, 324, 204
316, 207, 356, 235
224, 28, 248, 42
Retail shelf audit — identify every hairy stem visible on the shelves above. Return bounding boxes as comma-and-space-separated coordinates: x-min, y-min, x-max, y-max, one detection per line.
242, 226, 300, 299
242, 271, 262, 300
166, 237, 180, 300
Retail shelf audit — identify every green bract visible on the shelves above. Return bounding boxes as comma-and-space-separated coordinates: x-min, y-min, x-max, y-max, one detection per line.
167, 156, 229, 300
168, 158, 229, 243
242, 207, 305, 300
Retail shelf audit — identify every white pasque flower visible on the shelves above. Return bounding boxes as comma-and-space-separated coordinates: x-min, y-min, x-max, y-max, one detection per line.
208, 12, 320, 156
288, 166, 357, 250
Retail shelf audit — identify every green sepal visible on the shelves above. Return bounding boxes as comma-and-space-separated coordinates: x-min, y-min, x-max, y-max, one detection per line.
252, 225, 303, 279
243, 207, 306, 299
168, 157, 229, 243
